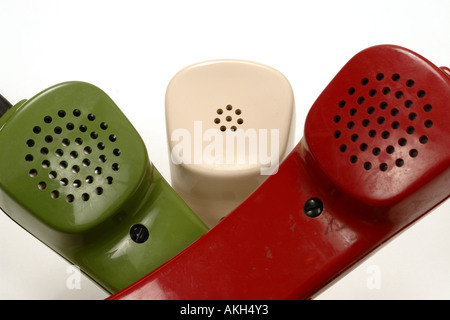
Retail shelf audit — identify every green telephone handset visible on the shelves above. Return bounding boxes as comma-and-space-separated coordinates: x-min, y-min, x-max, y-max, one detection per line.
0, 81, 208, 293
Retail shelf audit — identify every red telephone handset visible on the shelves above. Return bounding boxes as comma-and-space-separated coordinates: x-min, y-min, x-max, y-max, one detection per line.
108, 45, 450, 300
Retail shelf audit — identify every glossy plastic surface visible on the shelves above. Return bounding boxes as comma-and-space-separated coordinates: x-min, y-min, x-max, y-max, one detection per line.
0, 82, 208, 293
109, 45, 450, 300
166, 60, 295, 227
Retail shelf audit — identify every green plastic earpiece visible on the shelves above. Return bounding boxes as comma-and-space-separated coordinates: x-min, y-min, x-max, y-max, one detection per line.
0, 81, 208, 293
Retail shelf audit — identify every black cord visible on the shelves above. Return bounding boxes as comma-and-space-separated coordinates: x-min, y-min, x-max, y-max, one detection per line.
0, 94, 12, 117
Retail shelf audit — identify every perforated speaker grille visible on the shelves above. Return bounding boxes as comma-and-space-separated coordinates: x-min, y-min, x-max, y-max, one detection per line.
213, 104, 244, 132
25, 108, 121, 203
331, 72, 433, 173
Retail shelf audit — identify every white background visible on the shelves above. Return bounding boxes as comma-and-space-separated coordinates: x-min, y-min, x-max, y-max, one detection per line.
0, 0, 449, 300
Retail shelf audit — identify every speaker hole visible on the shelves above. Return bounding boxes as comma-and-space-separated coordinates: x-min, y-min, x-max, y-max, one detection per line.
372, 147, 381, 156
419, 136, 428, 144
399, 138, 407, 146
424, 104, 432, 112
334, 115, 341, 123
405, 100, 413, 108
26, 139, 35, 147
62, 138, 70, 146
424, 120, 433, 128
42, 160, 50, 168
72, 165, 80, 173
360, 143, 368, 151
334, 130, 341, 138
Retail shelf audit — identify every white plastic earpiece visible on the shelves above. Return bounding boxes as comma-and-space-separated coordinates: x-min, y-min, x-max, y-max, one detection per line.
166, 60, 295, 227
